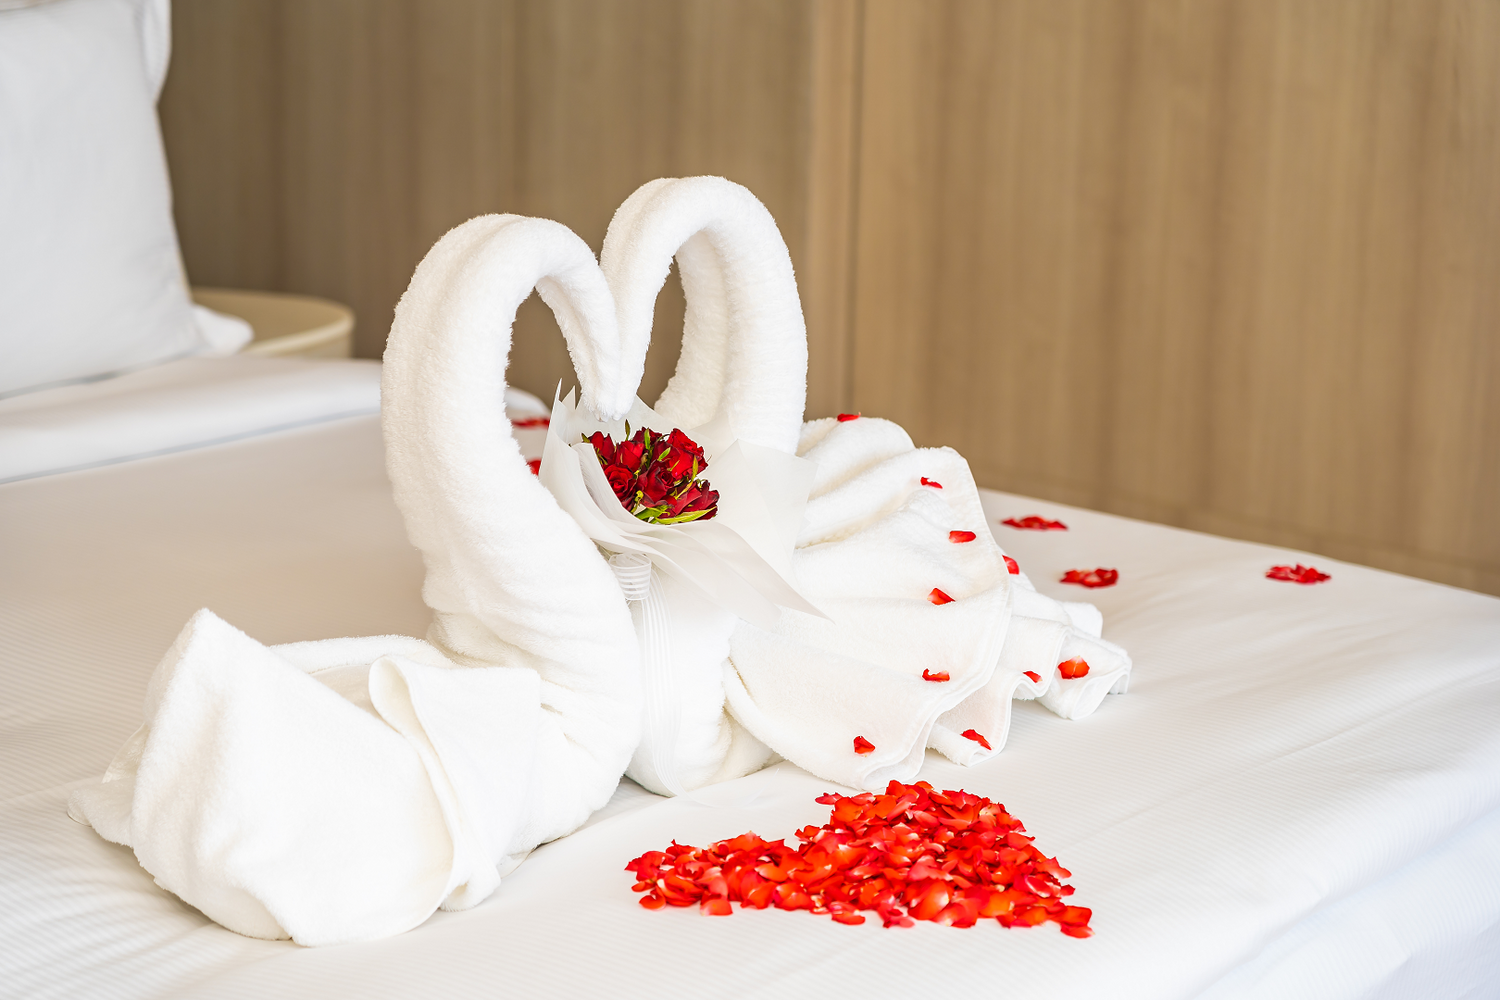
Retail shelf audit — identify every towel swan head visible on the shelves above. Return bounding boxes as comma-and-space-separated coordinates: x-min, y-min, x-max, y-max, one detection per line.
601, 177, 809, 455
382, 214, 639, 675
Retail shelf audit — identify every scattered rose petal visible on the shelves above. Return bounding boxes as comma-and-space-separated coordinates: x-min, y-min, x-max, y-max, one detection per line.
928, 588, 955, 605
960, 729, 992, 751
624, 780, 1090, 936
838, 413, 861, 422
949, 530, 976, 543
922, 669, 950, 682
1023, 670, 1041, 683
921, 477, 943, 489
527, 458, 542, 476
512, 416, 551, 429
1061, 568, 1118, 589
1267, 564, 1330, 584
1058, 657, 1090, 679
1003, 555, 1020, 575
1002, 516, 1068, 531
853, 736, 876, 755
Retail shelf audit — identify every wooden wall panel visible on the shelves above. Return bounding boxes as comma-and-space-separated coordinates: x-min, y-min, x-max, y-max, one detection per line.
852, 0, 1500, 594
161, 0, 826, 406
161, 0, 1499, 595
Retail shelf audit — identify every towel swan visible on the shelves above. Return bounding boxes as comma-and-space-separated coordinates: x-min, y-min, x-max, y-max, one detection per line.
68, 215, 641, 946
600, 177, 1131, 794
596, 177, 812, 795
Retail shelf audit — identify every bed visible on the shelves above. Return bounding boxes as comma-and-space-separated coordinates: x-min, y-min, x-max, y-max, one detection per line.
4, 1, 1498, 995
2, 357, 1498, 1000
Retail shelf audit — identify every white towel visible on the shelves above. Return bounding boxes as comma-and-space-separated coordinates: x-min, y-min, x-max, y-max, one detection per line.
732, 422, 1131, 787
603, 176, 807, 455
726, 416, 1013, 788
599, 177, 1131, 793
68, 215, 642, 946
597, 178, 811, 795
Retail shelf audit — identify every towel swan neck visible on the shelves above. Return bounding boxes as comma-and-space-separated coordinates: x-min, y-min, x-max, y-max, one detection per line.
383, 214, 637, 671
601, 176, 808, 454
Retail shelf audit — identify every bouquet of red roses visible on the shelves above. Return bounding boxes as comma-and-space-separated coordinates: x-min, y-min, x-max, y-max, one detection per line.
586, 424, 719, 525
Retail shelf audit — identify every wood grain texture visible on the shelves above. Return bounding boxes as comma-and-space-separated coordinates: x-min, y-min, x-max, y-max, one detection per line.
852, 0, 1500, 594
161, 1, 1499, 594
162, 0, 824, 405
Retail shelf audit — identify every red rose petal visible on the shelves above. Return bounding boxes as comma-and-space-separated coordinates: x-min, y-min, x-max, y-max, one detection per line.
948, 530, 976, 543
1023, 670, 1041, 683
511, 416, 551, 429
853, 736, 876, 755
921, 477, 943, 489
922, 669, 950, 682
1267, 564, 1331, 584
1001, 515, 1067, 531
622, 781, 1092, 936
928, 588, 955, 605
1003, 555, 1020, 575
1058, 657, 1090, 679
837, 413, 861, 422
526, 458, 542, 476
1060, 568, 1118, 588
960, 729, 992, 751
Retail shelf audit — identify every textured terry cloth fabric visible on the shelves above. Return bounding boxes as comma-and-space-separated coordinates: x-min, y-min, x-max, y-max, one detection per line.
602, 176, 807, 456
598, 177, 809, 795
600, 176, 1128, 794
0, 355, 382, 484
725, 416, 1131, 789
3, 411, 1500, 999
66, 215, 643, 946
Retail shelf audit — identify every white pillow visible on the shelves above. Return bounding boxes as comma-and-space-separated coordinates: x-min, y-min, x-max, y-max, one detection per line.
0, 0, 205, 398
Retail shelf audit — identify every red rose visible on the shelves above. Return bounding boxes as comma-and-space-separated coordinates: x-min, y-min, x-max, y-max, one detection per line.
678, 485, 719, 520
663, 446, 698, 482
588, 431, 616, 466
666, 428, 705, 461
636, 466, 673, 507
604, 463, 635, 501
615, 436, 646, 472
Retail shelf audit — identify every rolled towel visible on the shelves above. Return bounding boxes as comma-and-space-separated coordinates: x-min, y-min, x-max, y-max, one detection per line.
68, 216, 641, 945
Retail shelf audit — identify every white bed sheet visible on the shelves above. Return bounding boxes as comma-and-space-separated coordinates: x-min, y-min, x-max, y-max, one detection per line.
0, 355, 382, 485
2, 399, 1498, 1000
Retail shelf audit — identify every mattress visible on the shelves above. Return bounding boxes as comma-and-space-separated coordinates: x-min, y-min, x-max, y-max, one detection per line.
2, 362, 1498, 1000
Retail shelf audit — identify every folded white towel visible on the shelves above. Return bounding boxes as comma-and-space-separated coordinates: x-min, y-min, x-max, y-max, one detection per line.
727, 416, 1013, 788
599, 178, 1131, 793
68, 215, 642, 945
598, 178, 812, 795
731, 418, 1131, 786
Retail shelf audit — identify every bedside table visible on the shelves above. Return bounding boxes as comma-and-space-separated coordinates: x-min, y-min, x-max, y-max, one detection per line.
190, 287, 356, 359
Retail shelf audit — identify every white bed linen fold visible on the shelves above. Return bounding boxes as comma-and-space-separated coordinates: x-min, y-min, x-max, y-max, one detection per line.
0, 356, 381, 484
2, 415, 1498, 999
